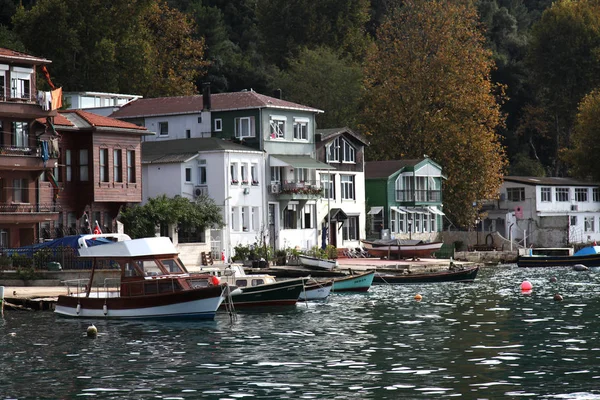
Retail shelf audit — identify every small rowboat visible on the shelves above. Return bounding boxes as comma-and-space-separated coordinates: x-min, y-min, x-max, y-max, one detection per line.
331, 271, 375, 292
298, 254, 337, 271
361, 239, 443, 259
373, 265, 479, 284
299, 280, 333, 301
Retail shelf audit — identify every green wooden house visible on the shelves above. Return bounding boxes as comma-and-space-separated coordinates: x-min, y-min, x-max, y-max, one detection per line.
365, 158, 446, 240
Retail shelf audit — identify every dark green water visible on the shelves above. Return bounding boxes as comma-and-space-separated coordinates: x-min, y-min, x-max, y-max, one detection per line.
1, 265, 600, 399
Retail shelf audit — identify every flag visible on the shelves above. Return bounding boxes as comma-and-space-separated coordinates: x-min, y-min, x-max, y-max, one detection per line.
93, 221, 102, 235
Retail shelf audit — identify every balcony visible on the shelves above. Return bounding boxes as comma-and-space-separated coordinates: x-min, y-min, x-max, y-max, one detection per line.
0, 143, 58, 171
272, 180, 324, 200
396, 189, 441, 204
0, 92, 56, 119
0, 202, 60, 224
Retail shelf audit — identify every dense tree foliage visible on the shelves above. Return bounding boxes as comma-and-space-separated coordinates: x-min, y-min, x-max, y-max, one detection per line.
566, 89, 600, 181
360, 0, 507, 228
119, 195, 223, 239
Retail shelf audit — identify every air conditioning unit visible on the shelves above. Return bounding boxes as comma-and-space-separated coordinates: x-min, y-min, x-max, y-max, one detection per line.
194, 186, 208, 198
270, 183, 280, 194
571, 204, 579, 211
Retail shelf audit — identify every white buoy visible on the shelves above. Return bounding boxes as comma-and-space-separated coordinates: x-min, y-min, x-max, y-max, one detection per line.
87, 324, 98, 337
573, 264, 588, 271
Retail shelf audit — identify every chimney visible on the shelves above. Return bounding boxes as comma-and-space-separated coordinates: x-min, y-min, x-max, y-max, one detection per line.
202, 82, 211, 110
273, 89, 282, 99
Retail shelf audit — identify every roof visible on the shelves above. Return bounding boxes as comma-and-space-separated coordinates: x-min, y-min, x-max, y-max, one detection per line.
109, 90, 323, 119
364, 159, 424, 179
142, 137, 262, 164
37, 110, 148, 133
0, 47, 51, 64
504, 176, 600, 187
316, 127, 369, 146
270, 154, 335, 170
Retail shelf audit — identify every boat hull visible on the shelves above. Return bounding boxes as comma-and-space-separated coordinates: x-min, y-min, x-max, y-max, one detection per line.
373, 266, 479, 284
299, 281, 333, 301
298, 255, 337, 271
331, 271, 375, 292
55, 284, 226, 319
517, 253, 600, 268
362, 241, 443, 259
225, 277, 307, 307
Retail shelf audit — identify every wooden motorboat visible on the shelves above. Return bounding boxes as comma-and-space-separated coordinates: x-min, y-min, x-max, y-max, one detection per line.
299, 280, 333, 301
517, 245, 600, 268
330, 271, 375, 293
55, 235, 227, 319
373, 265, 479, 284
298, 254, 338, 271
361, 239, 443, 259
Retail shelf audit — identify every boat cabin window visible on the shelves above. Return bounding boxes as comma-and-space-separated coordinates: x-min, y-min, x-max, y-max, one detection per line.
235, 279, 248, 287
124, 262, 144, 277
159, 258, 186, 274
251, 279, 265, 286
139, 260, 163, 276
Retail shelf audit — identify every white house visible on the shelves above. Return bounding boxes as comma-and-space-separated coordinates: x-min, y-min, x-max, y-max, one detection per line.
482, 176, 600, 248
142, 137, 265, 264
63, 91, 142, 116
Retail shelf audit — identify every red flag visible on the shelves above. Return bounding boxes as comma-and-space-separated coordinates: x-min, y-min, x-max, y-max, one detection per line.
93, 221, 102, 235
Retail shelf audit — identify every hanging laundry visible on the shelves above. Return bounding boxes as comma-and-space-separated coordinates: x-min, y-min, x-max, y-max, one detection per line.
47, 171, 59, 190
41, 66, 56, 90
50, 138, 59, 157
50, 87, 62, 110
41, 141, 49, 166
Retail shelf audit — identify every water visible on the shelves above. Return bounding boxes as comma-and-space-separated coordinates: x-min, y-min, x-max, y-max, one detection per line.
1, 265, 600, 399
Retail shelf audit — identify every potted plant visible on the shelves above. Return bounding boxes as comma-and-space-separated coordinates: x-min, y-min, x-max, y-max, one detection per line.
275, 249, 287, 266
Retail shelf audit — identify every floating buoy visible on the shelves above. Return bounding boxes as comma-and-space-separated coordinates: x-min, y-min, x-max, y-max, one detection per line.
414, 294, 422, 301
211, 275, 220, 285
521, 289, 532, 296
550, 276, 557, 283
573, 264, 588, 271
554, 293, 563, 301
520, 281, 533, 291
87, 324, 98, 337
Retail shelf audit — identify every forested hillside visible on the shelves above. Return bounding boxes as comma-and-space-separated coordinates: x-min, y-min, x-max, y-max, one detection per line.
3, 0, 600, 227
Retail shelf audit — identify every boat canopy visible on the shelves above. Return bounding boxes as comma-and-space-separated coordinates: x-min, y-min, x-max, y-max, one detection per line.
4, 235, 115, 257
573, 246, 600, 256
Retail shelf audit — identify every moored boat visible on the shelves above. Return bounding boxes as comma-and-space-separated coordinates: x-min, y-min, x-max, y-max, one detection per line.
54, 235, 228, 319
517, 245, 600, 268
299, 280, 333, 301
361, 239, 443, 259
298, 254, 338, 271
373, 265, 479, 284
330, 271, 375, 293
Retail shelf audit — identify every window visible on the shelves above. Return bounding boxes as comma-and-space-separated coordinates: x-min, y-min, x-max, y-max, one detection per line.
214, 119, 222, 132
343, 216, 359, 241
594, 188, 600, 202
302, 204, 314, 229
13, 179, 28, 203
341, 175, 355, 200
241, 164, 248, 184
251, 164, 258, 185
321, 173, 335, 199
230, 163, 238, 184
293, 119, 308, 140
575, 188, 588, 202
0, 71, 5, 98
269, 116, 286, 139
0, 229, 7, 247
414, 213, 421, 233
242, 207, 249, 231
10, 69, 31, 99
295, 168, 309, 183
327, 137, 340, 162
12, 122, 28, 147
327, 137, 355, 163
556, 187, 569, 202
506, 187, 525, 202
235, 117, 253, 138
159, 122, 169, 136
114, 149, 123, 182
185, 167, 192, 183
186, 129, 191, 139
271, 167, 281, 183
430, 214, 436, 232
252, 207, 259, 231
541, 187, 551, 202
99, 149, 109, 182
127, 150, 136, 183
197, 160, 207, 185
79, 149, 89, 181
65, 150, 72, 182
585, 216, 595, 233
231, 207, 240, 231
283, 204, 297, 229
342, 139, 355, 163
571, 216, 577, 226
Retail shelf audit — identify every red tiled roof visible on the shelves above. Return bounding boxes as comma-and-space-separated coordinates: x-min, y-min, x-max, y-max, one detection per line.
110, 90, 323, 118
69, 110, 147, 130
52, 114, 74, 126
0, 47, 51, 64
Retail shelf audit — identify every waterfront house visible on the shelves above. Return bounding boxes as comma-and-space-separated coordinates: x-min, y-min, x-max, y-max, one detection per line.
364, 158, 446, 241
481, 176, 600, 248
34, 110, 148, 239
62, 91, 142, 117
0, 48, 59, 247
315, 127, 368, 249
141, 137, 265, 265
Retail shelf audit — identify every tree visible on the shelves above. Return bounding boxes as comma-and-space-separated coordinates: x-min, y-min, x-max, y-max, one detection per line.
273, 46, 363, 129
566, 89, 600, 181
527, 0, 600, 175
359, 0, 507, 228
118, 195, 223, 239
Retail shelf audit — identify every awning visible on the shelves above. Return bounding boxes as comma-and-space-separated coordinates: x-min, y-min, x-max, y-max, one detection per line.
328, 208, 348, 221
270, 154, 335, 170
390, 206, 406, 214
367, 206, 383, 215
428, 206, 445, 215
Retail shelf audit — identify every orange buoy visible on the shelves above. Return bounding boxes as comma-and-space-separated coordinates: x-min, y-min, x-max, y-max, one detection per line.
554, 293, 563, 301
414, 294, 422, 301
210, 275, 220, 285
520, 281, 533, 291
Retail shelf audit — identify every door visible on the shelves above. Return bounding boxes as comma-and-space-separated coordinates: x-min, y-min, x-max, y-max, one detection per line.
329, 221, 337, 248
268, 204, 276, 249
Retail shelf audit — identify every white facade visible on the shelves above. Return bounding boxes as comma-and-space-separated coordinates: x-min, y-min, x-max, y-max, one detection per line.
63, 91, 142, 116
484, 177, 600, 247
142, 114, 212, 142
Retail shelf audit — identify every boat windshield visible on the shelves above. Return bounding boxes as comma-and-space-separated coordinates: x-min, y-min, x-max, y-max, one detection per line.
159, 258, 187, 274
